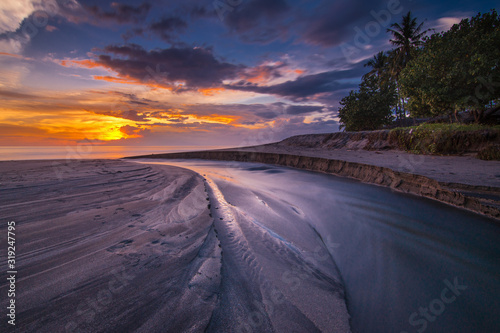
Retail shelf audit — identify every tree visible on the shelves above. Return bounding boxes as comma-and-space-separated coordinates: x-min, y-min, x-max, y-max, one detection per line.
387, 11, 429, 76
363, 51, 391, 85
338, 75, 397, 131
399, 10, 500, 122
387, 11, 430, 120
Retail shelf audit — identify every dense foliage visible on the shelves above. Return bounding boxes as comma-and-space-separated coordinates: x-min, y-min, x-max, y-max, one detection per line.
338, 10, 500, 132
339, 11, 427, 131
338, 75, 396, 131
399, 10, 500, 120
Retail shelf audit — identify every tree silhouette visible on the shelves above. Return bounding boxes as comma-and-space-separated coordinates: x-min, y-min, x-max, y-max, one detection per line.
387, 11, 429, 77
387, 11, 430, 120
363, 51, 389, 81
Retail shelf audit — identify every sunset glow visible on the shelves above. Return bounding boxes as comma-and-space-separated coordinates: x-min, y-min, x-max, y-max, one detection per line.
0, 0, 496, 148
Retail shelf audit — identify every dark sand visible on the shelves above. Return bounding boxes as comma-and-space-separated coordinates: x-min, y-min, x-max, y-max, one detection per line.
0, 159, 350, 332
3, 157, 498, 332
0, 160, 220, 332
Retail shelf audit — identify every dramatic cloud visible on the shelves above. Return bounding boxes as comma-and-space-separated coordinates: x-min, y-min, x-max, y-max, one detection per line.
119, 124, 147, 138
227, 66, 364, 100
286, 105, 324, 115
252, 103, 325, 119
302, 0, 387, 46
76, 91, 328, 129
92, 43, 244, 90
183, 102, 326, 121
149, 16, 188, 42
2, 0, 494, 147
0, 0, 82, 54
240, 61, 286, 83
0, 0, 37, 34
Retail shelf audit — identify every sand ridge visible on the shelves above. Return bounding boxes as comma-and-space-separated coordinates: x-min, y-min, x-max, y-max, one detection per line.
0, 160, 219, 332
0, 159, 352, 332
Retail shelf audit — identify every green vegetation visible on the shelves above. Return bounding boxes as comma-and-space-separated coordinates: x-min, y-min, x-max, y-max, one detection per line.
338, 10, 500, 132
477, 145, 500, 160
339, 11, 428, 129
399, 10, 500, 121
389, 123, 500, 155
338, 75, 396, 131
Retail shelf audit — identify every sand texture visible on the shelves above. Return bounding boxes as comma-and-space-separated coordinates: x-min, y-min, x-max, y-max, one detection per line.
0, 160, 220, 332
0, 159, 351, 332
128, 143, 500, 220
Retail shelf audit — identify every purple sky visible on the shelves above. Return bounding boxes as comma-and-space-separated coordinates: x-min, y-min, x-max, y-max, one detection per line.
0, 0, 497, 147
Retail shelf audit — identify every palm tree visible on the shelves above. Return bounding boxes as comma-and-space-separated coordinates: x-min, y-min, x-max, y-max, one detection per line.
364, 51, 388, 79
387, 11, 429, 78
387, 11, 430, 119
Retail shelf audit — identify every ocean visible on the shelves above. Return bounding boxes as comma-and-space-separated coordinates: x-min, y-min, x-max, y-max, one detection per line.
0, 146, 223, 161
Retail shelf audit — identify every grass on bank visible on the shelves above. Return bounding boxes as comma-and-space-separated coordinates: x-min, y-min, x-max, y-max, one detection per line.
388, 123, 500, 159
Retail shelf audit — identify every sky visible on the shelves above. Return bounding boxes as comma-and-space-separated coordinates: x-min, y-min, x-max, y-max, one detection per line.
0, 0, 498, 147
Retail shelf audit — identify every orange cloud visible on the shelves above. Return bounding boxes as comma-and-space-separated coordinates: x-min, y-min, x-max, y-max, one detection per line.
0, 91, 138, 144
198, 87, 225, 96
0, 52, 23, 59
60, 59, 104, 69
57, 57, 228, 94
240, 61, 288, 84
0, 83, 266, 149
247, 72, 267, 84
0, 124, 90, 146
93, 75, 139, 85
245, 67, 278, 84
0, 52, 33, 61
93, 75, 175, 91
197, 114, 238, 124
46, 25, 58, 32
119, 125, 144, 138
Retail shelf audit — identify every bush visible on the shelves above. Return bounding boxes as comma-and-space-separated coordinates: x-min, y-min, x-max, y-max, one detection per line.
389, 123, 500, 155
338, 76, 396, 131
477, 145, 500, 160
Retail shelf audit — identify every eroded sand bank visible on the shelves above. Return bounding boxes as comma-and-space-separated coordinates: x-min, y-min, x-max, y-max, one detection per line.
128, 148, 500, 220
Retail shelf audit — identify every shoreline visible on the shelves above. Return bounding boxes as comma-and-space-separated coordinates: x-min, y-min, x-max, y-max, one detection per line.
1, 158, 498, 331
126, 148, 500, 220
0, 159, 352, 332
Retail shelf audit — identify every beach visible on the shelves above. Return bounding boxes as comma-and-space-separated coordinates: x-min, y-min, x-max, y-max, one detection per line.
0, 160, 221, 332
2, 2, 499, 332
1, 157, 499, 332
0, 159, 351, 332
130, 143, 500, 220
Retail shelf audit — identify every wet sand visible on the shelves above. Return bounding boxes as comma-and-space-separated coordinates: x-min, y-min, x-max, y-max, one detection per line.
138, 159, 500, 333
0, 159, 350, 332
0, 160, 220, 332
2, 157, 498, 332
